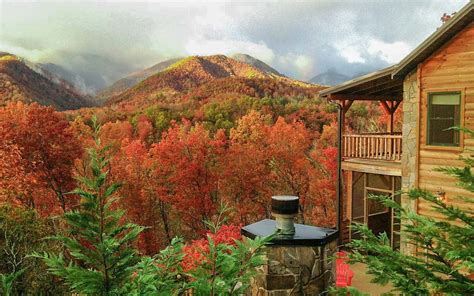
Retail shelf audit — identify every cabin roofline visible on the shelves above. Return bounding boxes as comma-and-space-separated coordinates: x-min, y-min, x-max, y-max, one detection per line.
319, 65, 398, 98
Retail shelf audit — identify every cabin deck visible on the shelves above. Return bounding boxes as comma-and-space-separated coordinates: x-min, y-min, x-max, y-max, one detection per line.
342, 158, 401, 176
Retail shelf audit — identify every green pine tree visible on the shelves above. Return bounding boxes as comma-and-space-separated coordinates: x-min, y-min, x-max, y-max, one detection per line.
344, 128, 474, 295
33, 117, 144, 295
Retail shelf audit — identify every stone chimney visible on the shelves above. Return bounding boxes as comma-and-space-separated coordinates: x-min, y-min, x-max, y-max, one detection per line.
241, 195, 338, 295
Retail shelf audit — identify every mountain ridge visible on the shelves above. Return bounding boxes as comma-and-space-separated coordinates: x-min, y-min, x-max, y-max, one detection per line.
99, 53, 286, 101
0, 52, 95, 110
107, 55, 311, 105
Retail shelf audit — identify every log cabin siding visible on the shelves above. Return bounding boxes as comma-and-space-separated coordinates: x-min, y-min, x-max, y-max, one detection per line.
416, 22, 474, 219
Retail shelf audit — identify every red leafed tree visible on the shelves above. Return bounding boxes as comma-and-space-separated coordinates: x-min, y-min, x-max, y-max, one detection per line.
222, 111, 273, 224
100, 120, 133, 148
266, 117, 315, 224
0, 102, 82, 214
181, 224, 241, 272
150, 121, 226, 236
110, 139, 165, 254
135, 115, 153, 142
309, 147, 337, 227
0, 142, 31, 206
223, 111, 325, 226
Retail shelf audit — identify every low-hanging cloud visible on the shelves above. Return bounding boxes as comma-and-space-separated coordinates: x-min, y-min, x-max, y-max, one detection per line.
0, 0, 468, 92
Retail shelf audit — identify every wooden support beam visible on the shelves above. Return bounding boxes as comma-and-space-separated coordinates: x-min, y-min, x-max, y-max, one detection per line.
392, 100, 402, 112
340, 99, 353, 134
379, 99, 402, 133
380, 99, 402, 114
380, 100, 392, 114
342, 99, 354, 113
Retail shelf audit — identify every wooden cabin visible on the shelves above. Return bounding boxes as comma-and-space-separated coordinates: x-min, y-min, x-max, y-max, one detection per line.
320, 1, 474, 253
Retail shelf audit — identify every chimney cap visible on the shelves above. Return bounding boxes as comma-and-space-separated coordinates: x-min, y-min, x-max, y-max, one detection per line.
271, 195, 299, 215
272, 195, 299, 201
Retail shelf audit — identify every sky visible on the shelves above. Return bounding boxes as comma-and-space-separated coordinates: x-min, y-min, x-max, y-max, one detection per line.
0, 0, 468, 92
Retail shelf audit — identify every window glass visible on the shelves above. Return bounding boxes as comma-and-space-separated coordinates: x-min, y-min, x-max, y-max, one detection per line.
428, 92, 460, 146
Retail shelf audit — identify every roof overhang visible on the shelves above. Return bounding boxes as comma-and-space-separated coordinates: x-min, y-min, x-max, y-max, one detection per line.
319, 65, 403, 102
393, 1, 474, 78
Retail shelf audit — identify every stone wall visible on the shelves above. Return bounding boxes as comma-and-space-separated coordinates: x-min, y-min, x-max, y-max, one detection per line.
400, 69, 419, 254
249, 240, 337, 296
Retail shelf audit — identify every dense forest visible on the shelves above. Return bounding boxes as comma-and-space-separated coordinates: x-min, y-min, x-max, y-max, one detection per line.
0, 55, 401, 293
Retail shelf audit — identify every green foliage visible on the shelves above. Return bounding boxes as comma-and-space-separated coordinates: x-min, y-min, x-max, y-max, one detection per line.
121, 238, 187, 295
33, 117, 145, 295
0, 204, 64, 294
187, 204, 273, 295
163, 57, 192, 72
0, 269, 25, 296
187, 235, 272, 296
31, 118, 271, 295
346, 131, 474, 295
121, 203, 272, 296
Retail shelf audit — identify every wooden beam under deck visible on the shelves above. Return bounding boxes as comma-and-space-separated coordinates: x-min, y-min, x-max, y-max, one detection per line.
342, 158, 402, 176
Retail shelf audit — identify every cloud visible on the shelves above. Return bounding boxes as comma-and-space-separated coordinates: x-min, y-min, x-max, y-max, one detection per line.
335, 38, 412, 65
336, 43, 366, 64
368, 39, 412, 64
185, 38, 275, 61
0, 0, 468, 91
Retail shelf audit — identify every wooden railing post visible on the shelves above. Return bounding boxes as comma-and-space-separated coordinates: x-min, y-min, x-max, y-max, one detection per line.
342, 133, 402, 161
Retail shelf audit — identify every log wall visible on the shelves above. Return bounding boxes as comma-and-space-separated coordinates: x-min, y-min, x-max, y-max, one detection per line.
415, 22, 474, 219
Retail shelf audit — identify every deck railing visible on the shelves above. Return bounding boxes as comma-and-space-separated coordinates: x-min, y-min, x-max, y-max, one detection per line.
342, 133, 402, 161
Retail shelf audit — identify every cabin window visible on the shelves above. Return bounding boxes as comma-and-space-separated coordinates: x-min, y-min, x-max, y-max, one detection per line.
427, 92, 461, 146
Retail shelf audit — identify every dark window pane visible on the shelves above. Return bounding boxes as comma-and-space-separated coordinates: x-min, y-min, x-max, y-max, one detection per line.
428, 93, 460, 146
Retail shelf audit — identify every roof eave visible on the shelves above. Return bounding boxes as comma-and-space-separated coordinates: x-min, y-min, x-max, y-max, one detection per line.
319, 65, 396, 97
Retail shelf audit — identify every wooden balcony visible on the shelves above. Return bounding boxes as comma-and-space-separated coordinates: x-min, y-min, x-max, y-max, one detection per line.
342, 133, 402, 162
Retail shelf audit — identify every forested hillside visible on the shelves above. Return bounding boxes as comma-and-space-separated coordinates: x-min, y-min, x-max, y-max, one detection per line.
0, 53, 94, 110
0, 53, 398, 293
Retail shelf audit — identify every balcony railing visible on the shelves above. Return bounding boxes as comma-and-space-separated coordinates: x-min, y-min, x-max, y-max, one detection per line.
342, 133, 402, 161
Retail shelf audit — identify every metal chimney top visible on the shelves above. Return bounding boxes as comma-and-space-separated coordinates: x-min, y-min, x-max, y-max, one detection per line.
241, 219, 338, 246
241, 195, 338, 246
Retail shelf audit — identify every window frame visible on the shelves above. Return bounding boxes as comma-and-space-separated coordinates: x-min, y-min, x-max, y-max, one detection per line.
426, 91, 462, 147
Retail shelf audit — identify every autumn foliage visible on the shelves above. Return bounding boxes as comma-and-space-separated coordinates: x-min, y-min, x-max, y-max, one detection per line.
0, 99, 341, 256
0, 102, 82, 214
0, 70, 398, 261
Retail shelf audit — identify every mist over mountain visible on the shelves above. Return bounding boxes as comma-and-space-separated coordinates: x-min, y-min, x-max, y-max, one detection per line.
231, 53, 284, 77
0, 52, 95, 110
309, 69, 351, 86
97, 58, 182, 101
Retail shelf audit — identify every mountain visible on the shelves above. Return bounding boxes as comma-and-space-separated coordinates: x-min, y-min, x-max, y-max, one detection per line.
309, 69, 351, 86
99, 54, 285, 102
30, 62, 95, 95
108, 54, 316, 107
231, 53, 284, 77
0, 53, 94, 110
97, 57, 182, 101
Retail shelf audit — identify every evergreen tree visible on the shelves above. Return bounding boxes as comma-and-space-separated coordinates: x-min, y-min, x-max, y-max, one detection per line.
345, 129, 474, 295
34, 117, 144, 295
